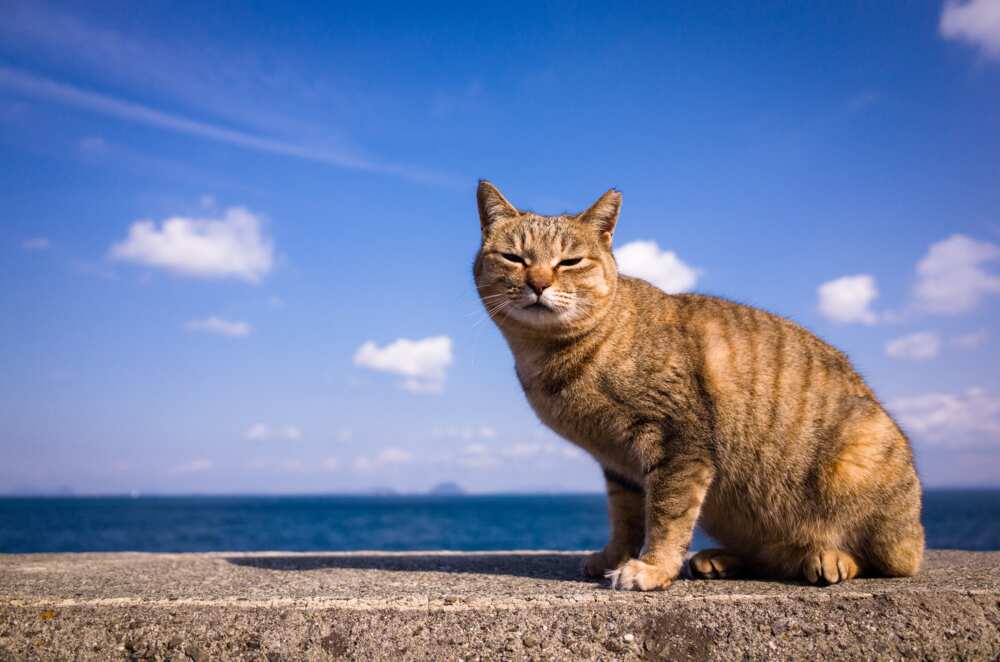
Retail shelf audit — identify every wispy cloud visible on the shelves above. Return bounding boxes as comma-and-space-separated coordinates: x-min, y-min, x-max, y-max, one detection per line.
353, 447, 414, 472
457, 441, 583, 470
891, 387, 1000, 446
247, 456, 338, 473
885, 332, 941, 361
20, 237, 49, 250
244, 423, 302, 441
185, 316, 253, 338
171, 458, 213, 474
953, 329, 989, 349
432, 426, 497, 440
0, 65, 450, 184
0, 0, 341, 139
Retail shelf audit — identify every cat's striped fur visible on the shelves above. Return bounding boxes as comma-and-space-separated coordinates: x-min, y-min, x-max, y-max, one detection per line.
473, 180, 924, 590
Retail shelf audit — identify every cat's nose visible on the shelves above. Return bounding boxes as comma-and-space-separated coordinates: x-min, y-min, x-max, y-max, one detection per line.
526, 268, 553, 295
527, 277, 551, 295
528, 282, 549, 295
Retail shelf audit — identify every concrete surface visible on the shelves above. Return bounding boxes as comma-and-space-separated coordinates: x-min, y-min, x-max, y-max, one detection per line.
1, 550, 998, 660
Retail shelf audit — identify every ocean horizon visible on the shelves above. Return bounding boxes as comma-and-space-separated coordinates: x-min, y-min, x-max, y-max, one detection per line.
2, 489, 998, 554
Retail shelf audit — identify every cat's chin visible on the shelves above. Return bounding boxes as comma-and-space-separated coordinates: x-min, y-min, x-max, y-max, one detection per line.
507, 303, 576, 329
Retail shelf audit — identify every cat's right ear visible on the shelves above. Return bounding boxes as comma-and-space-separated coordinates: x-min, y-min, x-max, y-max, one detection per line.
477, 180, 519, 230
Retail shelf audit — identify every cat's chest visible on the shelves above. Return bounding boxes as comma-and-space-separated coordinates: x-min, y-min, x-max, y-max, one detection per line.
514, 353, 631, 450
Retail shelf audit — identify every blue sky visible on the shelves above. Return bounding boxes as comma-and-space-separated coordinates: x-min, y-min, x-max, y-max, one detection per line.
2, 0, 999, 494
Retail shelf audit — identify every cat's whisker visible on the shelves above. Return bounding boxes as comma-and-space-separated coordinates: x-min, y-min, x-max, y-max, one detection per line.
471, 298, 515, 329
464, 293, 510, 318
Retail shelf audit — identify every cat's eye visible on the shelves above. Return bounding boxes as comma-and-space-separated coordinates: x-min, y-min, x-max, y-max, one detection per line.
558, 257, 583, 267
500, 253, 526, 265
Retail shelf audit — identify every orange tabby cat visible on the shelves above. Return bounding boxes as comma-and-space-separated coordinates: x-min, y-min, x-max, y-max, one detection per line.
473, 180, 923, 590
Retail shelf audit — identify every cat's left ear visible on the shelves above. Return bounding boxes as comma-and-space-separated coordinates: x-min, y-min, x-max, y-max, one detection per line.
477, 180, 519, 230
577, 189, 622, 248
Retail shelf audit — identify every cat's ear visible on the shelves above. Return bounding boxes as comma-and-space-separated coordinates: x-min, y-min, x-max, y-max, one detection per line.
577, 189, 622, 247
477, 180, 519, 230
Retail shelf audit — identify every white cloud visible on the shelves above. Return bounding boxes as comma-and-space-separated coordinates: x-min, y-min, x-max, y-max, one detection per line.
890, 387, 1000, 446
885, 332, 941, 361
172, 458, 213, 474
941, 0, 1000, 59
433, 426, 497, 440
321, 456, 339, 472
353, 335, 453, 393
21, 237, 49, 250
185, 316, 252, 338
353, 447, 415, 472
109, 207, 274, 282
953, 329, 989, 349
244, 423, 302, 442
817, 274, 879, 324
913, 234, 1000, 314
615, 240, 700, 294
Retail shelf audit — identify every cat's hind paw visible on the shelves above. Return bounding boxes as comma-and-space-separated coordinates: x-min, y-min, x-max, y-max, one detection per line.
689, 549, 744, 579
802, 549, 860, 585
606, 558, 674, 591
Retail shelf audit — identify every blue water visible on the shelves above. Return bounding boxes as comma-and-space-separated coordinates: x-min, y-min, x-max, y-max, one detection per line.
0, 490, 997, 553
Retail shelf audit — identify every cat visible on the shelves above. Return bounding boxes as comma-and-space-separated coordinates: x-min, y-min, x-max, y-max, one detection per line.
473, 180, 924, 591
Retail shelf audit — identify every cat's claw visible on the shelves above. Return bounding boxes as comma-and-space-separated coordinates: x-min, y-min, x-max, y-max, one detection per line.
605, 558, 674, 591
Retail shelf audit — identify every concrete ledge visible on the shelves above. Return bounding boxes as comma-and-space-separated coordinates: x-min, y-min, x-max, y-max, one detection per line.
1, 550, 998, 660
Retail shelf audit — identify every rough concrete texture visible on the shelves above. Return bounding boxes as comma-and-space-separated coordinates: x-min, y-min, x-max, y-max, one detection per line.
1, 550, 998, 661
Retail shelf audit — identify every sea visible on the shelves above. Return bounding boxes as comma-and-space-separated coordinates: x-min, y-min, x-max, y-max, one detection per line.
1, 490, 998, 554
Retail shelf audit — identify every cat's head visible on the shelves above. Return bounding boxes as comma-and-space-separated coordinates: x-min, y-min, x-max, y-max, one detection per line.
473, 180, 621, 333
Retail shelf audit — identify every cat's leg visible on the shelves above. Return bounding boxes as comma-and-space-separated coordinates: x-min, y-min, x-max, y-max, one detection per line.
608, 449, 715, 591
862, 470, 924, 578
582, 468, 645, 578
689, 548, 744, 579
797, 404, 923, 584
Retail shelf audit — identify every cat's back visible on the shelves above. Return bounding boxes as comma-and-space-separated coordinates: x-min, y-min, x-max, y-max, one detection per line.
617, 279, 885, 453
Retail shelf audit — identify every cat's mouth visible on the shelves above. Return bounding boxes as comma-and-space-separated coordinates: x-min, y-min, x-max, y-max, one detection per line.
522, 302, 550, 312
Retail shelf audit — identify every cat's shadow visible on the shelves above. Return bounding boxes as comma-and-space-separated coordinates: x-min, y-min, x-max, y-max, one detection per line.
225, 552, 600, 582
222, 552, 728, 583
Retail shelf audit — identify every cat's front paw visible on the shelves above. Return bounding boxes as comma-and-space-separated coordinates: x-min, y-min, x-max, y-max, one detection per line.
606, 558, 675, 591
581, 547, 627, 578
